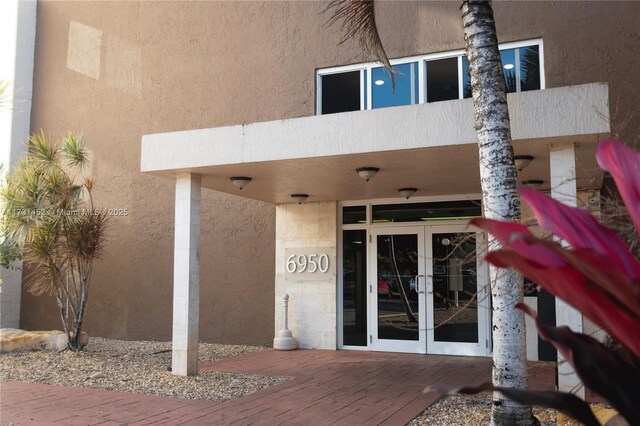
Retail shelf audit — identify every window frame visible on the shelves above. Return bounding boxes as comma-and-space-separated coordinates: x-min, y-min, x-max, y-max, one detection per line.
316, 38, 544, 115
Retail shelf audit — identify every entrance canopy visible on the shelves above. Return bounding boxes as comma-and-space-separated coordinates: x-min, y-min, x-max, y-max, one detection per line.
141, 83, 610, 203
139, 82, 610, 378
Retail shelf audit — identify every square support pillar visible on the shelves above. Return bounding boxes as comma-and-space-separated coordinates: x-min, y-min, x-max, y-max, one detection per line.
549, 142, 584, 398
172, 173, 201, 376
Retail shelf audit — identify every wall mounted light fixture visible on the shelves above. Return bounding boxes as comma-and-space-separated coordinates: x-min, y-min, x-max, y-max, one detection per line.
514, 155, 534, 171
398, 188, 417, 199
356, 167, 379, 182
290, 193, 309, 204
230, 176, 252, 190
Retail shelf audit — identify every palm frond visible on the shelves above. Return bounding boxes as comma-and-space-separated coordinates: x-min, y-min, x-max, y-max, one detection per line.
63, 132, 89, 170
324, 0, 394, 86
65, 213, 108, 261
59, 183, 84, 211
84, 177, 94, 192
28, 131, 58, 165
24, 253, 63, 296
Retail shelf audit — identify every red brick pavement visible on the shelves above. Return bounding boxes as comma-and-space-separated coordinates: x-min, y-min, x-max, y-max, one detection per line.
1, 349, 555, 425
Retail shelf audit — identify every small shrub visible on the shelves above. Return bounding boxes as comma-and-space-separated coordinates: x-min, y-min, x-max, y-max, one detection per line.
1, 131, 108, 351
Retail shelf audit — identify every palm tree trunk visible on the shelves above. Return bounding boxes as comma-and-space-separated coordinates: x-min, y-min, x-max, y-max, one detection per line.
461, 1, 532, 425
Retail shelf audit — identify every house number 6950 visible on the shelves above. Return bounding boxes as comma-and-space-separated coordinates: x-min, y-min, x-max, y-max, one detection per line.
286, 254, 330, 273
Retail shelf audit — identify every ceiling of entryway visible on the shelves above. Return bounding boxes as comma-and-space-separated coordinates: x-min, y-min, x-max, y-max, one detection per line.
142, 83, 609, 204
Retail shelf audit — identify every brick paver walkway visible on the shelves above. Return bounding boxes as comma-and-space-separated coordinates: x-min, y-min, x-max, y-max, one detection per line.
1, 349, 554, 425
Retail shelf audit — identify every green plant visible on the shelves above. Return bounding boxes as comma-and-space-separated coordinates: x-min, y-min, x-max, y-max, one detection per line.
1, 131, 108, 351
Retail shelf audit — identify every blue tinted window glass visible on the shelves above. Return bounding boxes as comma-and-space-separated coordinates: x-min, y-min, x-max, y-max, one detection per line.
462, 56, 471, 98
500, 48, 517, 93
371, 62, 418, 109
519, 45, 540, 91
459, 45, 540, 98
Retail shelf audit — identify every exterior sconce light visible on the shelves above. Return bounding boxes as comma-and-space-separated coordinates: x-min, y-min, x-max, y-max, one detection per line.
356, 167, 379, 182
514, 155, 534, 171
230, 176, 252, 190
522, 179, 544, 189
398, 188, 417, 199
290, 193, 309, 204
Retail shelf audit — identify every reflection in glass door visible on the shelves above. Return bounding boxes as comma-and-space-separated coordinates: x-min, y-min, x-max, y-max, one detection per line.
342, 230, 368, 347
371, 228, 425, 353
426, 227, 489, 355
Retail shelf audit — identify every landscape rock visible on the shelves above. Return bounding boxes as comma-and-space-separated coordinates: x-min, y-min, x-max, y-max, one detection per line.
0, 328, 89, 353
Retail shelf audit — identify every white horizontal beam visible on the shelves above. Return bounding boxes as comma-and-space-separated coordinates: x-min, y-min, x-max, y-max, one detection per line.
142, 83, 609, 174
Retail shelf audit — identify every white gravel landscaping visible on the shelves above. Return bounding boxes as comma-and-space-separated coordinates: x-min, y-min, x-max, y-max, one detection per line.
409, 393, 558, 426
0, 337, 288, 402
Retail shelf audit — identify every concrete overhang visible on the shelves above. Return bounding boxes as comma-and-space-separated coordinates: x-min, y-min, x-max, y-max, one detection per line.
141, 83, 610, 204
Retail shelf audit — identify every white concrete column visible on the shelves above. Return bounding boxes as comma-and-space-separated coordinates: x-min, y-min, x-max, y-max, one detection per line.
550, 142, 584, 398
0, 0, 37, 329
172, 173, 201, 376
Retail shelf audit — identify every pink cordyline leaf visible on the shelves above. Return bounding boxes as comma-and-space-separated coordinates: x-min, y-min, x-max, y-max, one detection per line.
495, 233, 640, 316
597, 139, 640, 233
555, 246, 640, 315
486, 249, 640, 358
470, 218, 565, 268
520, 187, 640, 281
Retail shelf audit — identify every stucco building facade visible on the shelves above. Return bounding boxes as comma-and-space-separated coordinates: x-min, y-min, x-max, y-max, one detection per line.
1, 1, 639, 390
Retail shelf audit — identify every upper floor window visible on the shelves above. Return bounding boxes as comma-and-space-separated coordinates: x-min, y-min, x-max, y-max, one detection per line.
371, 62, 419, 109
462, 44, 541, 97
320, 71, 361, 115
317, 39, 543, 115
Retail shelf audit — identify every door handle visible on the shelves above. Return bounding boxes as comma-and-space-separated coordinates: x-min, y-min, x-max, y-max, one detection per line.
414, 274, 425, 293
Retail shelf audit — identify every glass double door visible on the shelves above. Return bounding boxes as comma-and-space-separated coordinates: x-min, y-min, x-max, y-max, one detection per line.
370, 225, 490, 355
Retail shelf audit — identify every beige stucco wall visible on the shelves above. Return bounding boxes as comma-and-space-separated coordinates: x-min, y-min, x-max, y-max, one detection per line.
274, 202, 338, 349
21, 1, 639, 345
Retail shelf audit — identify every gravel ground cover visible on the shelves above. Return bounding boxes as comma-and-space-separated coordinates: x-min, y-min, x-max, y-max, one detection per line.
409, 393, 557, 426
0, 337, 287, 402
